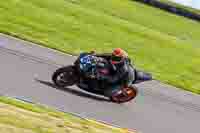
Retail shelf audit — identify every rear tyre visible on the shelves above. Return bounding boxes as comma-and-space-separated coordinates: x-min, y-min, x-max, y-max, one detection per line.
52, 65, 78, 87
135, 70, 152, 81
110, 85, 137, 103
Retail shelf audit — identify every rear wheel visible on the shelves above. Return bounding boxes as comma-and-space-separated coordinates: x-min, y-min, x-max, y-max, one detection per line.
110, 85, 137, 103
52, 65, 78, 87
135, 70, 152, 81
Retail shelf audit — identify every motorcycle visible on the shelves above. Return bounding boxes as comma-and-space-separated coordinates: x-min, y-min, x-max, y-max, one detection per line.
52, 53, 152, 103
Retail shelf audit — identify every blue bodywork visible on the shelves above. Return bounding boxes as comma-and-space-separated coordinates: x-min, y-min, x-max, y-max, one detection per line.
79, 54, 96, 73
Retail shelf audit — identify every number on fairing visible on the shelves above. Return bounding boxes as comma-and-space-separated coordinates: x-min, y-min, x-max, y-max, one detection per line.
80, 55, 92, 64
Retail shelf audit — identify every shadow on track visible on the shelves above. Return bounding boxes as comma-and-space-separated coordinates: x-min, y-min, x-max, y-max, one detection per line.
35, 79, 110, 102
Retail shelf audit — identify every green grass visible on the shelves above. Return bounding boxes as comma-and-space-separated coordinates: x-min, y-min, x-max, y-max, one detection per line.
0, 0, 200, 93
157, 0, 200, 14
0, 96, 135, 133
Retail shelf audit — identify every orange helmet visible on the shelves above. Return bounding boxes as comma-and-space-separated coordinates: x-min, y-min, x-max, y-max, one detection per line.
111, 48, 128, 64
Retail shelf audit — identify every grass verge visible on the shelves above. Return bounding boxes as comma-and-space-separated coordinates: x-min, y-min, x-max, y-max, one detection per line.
0, 96, 136, 133
0, 0, 200, 93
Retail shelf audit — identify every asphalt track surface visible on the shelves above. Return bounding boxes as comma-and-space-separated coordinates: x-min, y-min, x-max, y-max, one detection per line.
0, 33, 200, 133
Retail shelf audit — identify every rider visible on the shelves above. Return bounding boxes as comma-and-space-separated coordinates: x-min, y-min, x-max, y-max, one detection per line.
76, 48, 152, 98
76, 48, 137, 97
96, 48, 136, 97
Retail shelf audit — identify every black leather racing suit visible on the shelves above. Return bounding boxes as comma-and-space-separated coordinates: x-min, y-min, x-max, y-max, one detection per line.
96, 57, 136, 97
75, 53, 136, 97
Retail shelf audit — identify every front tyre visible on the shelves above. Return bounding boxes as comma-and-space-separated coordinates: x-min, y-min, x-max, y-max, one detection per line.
52, 65, 78, 87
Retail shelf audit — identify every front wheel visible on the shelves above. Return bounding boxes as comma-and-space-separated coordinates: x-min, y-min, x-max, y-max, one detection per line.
110, 85, 137, 103
52, 65, 78, 87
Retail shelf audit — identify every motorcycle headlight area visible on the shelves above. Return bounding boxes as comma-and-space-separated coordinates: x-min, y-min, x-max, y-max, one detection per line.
79, 55, 96, 72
